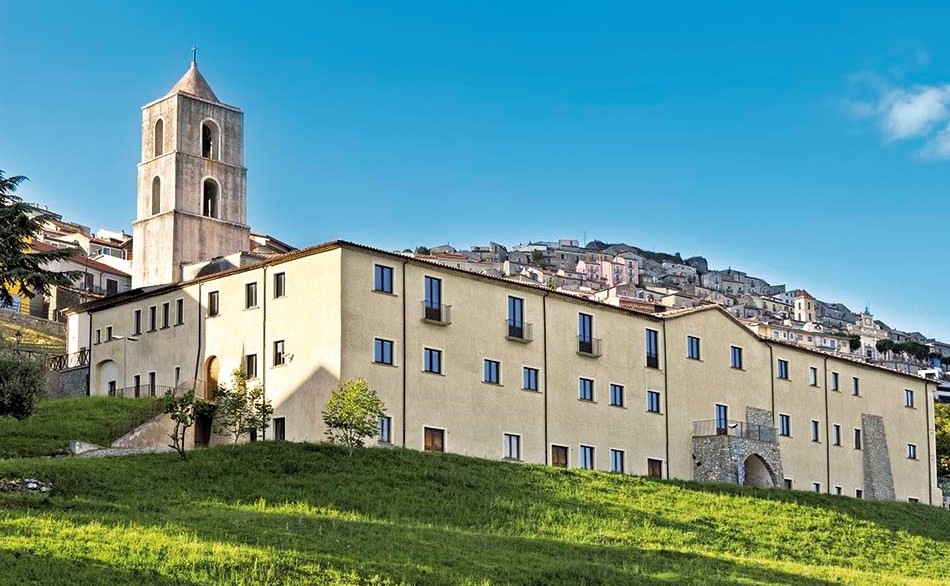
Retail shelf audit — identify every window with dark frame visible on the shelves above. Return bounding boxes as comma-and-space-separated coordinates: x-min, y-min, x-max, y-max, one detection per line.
162, 302, 170, 328
274, 272, 286, 298
811, 420, 820, 442
424, 347, 442, 374
578, 377, 594, 401
852, 377, 860, 396
715, 404, 729, 434
424, 427, 444, 452
779, 414, 790, 437
523, 367, 539, 391
374, 264, 393, 293
273, 340, 286, 366
551, 445, 568, 467
907, 443, 918, 459
133, 309, 142, 335
905, 389, 915, 408
378, 416, 392, 443
579, 445, 595, 469
148, 306, 157, 331
687, 336, 701, 360
609, 383, 624, 407
730, 346, 743, 369
809, 366, 818, 386
645, 329, 659, 368
610, 449, 625, 473
507, 296, 525, 339
854, 428, 863, 450
245, 282, 258, 309
578, 313, 593, 353
424, 276, 442, 321
646, 390, 661, 413
483, 359, 500, 384
832, 424, 841, 446
273, 417, 286, 441
175, 298, 184, 325
503, 433, 521, 460
245, 354, 258, 379
374, 339, 394, 365
777, 359, 789, 379
647, 458, 663, 478
105, 325, 113, 341
208, 291, 220, 317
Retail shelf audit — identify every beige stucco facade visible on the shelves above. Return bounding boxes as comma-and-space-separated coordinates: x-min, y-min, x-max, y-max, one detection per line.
72, 241, 941, 505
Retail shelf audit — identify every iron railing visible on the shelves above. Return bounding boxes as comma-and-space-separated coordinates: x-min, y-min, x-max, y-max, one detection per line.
107, 384, 174, 399
505, 320, 533, 342
421, 301, 452, 325
48, 349, 90, 371
105, 380, 210, 443
693, 419, 776, 443
577, 336, 603, 357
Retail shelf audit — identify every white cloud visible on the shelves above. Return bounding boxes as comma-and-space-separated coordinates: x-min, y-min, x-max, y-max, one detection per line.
920, 123, 950, 159
878, 86, 950, 140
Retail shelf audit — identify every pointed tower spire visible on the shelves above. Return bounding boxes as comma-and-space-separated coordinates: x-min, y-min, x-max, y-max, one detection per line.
165, 50, 220, 104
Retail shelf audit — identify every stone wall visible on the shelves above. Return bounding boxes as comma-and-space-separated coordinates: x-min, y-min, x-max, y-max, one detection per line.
693, 407, 784, 487
861, 413, 896, 500
45, 366, 89, 399
0, 310, 66, 338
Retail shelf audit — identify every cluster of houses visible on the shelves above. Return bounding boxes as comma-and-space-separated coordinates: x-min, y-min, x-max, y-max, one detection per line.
417, 240, 950, 385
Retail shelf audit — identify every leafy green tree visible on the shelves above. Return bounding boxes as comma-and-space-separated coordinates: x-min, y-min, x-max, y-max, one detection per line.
212, 368, 273, 443
935, 403, 950, 479
876, 339, 896, 356
0, 171, 82, 307
899, 341, 930, 361
163, 390, 212, 459
846, 334, 861, 352
322, 378, 386, 454
941, 355, 950, 367
530, 249, 545, 265
0, 336, 46, 420
414, 245, 431, 255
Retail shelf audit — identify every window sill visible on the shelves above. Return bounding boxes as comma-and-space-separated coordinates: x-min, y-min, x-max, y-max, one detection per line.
522, 388, 541, 393
502, 457, 523, 463
373, 361, 397, 368
482, 381, 503, 387
174, 323, 183, 327
372, 289, 397, 297
608, 403, 626, 409
244, 306, 260, 311
272, 363, 287, 369
687, 357, 703, 362
422, 371, 445, 376
578, 398, 596, 403
646, 410, 662, 415
730, 366, 745, 371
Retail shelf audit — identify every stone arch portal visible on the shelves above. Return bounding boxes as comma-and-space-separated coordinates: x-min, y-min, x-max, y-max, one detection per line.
743, 454, 776, 488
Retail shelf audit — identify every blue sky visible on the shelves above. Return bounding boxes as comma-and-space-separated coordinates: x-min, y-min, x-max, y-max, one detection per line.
2, 2, 949, 340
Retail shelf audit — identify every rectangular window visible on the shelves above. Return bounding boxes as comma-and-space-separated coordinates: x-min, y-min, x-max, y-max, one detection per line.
105, 325, 113, 341
507, 296, 524, 338
832, 424, 841, 446
245, 282, 258, 309
273, 417, 286, 441
374, 264, 394, 293
133, 309, 142, 335
522, 367, 539, 391
483, 359, 501, 384
812, 482, 821, 493
905, 389, 915, 408
856, 489, 863, 499
504, 433, 521, 460
834, 486, 843, 496
646, 390, 661, 413
148, 306, 157, 331
424, 427, 444, 452
784, 479, 793, 489
645, 329, 659, 368
208, 291, 220, 317
609, 383, 624, 407
162, 302, 170, 328
148, 371, 156, 395
907, 443, 918, 460
715, 404, 729, 434
610, 449, 625, 473
579, 445, 595, 469
852, 377, 860, 396
578, 313, 593, 353
647, 458, 663, 478
377, 416, 391, 443
273, 340, 286, 366
779, 414, 791, 437
245, 354, 258, 379
551, 445, 568, 467
831, 371, 839, 391
687, 336, 701, 360
424, 348, 442, 374
174, 366, 180, 387
274, 272, 286, 298
809, 367, 818, 386
133, 374, 141, 398
811, 420, 820, 442
730, 346, 743, 369
578, 377, 594, 401
423, 276, 442, 320
777, 359, 789, 380
175, 298, 184, 325
854, 428, 863, 450
374, 339, 394, 365
95, 329, 101, 344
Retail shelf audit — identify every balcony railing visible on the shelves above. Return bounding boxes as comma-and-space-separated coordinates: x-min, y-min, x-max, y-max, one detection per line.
48, 349, 90, 371
577, 336, 603, 357
693, 419, 776, 443
505, 320, 533, 343
107, 384, 174, 399
421, 301, 452, 326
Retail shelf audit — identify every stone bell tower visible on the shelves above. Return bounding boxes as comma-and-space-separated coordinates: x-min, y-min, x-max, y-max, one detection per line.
132, 56, 250, 287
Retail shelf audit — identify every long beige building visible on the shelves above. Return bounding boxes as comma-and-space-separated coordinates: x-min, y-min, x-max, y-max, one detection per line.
65, 60, 942, 506
67, 241, 942, 504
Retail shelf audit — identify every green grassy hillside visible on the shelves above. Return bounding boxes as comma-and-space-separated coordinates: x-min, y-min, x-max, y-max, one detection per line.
1, 441, 948, 585
0, 397, 154, 458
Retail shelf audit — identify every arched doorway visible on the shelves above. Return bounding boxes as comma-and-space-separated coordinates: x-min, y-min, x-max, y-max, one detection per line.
97, 360, 119, 396
205, 356, 220, 401
743, 454, 775, 488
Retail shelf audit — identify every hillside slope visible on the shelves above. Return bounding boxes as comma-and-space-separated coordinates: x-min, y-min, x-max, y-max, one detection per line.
1, 442, 948, 585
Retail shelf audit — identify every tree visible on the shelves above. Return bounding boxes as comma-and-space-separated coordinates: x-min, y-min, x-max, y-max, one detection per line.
935, 403, 950, 479
163, 390, 211, 459
0, 336, 46, 420
212, 368, 273, 443
322, 378, 385, 454
846, 334, 861, 352
0, 171, 82, 307
414, 245, 430, 255
899, 341, 930, 361
530, 249, 545, 266
876, 339, 897, 356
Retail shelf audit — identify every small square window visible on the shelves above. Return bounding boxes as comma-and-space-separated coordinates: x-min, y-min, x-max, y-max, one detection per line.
609, 383, 624, 407
274, 272, 286, 298
504, 433, 521, 460
647, 458, 663, 478
522, 367, 539, 391
551, 445, 568, 467
374, 265, 394, 293
855, 489, 864, 499
687, 335, 701, 360
484, 359, 501, 384
610, 449, 625, 473
377, 416, 391, 443
578, 378, 594, 401
777, 359, 789, 380
424, 348, 442, 374
812, 482, 821, 493
646, 390, 661, 413
424, 427, 444, 452
834, 486, 842, 495
730, 346, 743, 369
374, 339, 394, 365
579, 445, 595, 469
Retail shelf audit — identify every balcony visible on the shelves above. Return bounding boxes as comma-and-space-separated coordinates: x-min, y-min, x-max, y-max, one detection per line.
505, 320, 533, 343
577, 336, 602, 357
421, 301, 452, 326
693, 419, 776, 443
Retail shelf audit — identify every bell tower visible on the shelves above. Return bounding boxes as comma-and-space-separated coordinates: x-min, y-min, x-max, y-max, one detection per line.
132, 56, 250, 287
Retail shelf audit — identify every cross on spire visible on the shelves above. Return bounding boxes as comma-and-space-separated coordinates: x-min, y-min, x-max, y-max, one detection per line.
191, 45, 198, 64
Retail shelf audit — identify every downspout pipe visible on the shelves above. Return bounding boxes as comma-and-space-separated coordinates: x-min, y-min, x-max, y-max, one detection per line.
661, 319, 670, 479
542, 292, 549, 465
401, 259, 409, 448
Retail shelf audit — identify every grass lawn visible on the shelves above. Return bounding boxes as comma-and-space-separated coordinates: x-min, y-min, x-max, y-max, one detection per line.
1, 441, 948, 585
0, 397, 154, 458
0, 319, 66, 353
